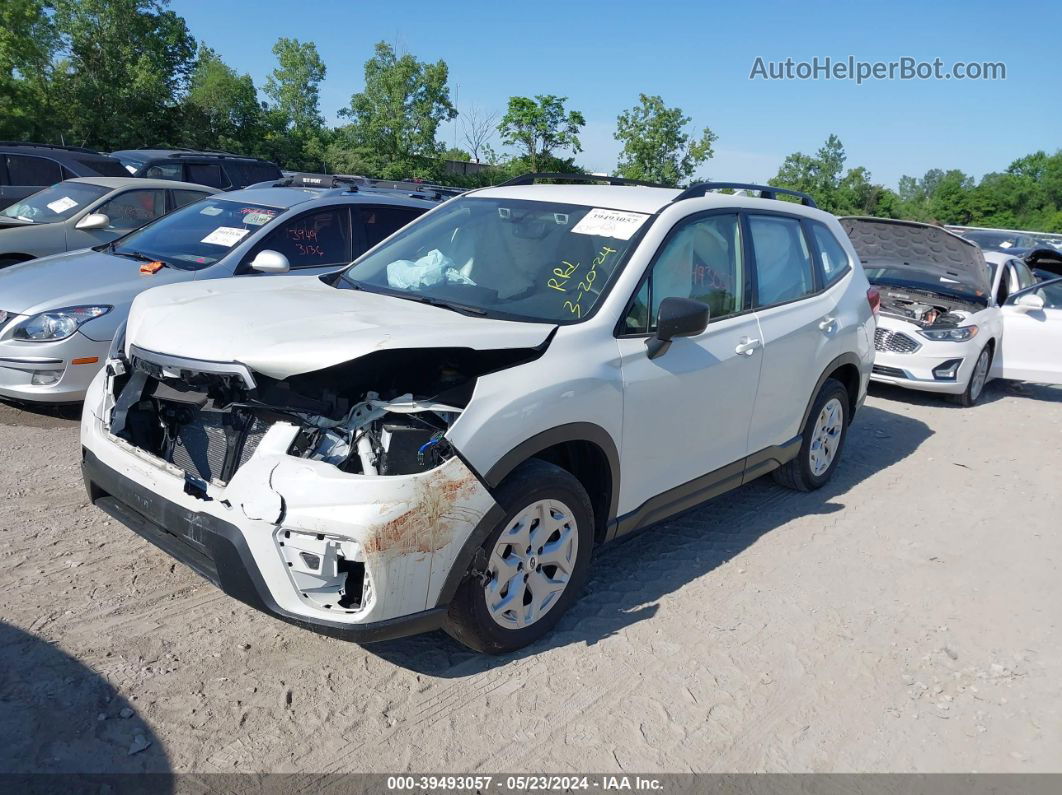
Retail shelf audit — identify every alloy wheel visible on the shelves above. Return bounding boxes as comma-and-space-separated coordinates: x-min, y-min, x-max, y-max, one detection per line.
484, 499, 579, 629
809, 397, 844, 477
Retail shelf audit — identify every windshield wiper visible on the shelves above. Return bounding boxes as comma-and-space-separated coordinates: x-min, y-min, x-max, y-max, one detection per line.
112, 250, 172, 266
413, 295, 487, 316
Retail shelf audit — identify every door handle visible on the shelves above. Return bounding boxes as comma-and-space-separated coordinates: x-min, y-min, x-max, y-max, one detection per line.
735, 337, 761, 356
818, 316, 837, 334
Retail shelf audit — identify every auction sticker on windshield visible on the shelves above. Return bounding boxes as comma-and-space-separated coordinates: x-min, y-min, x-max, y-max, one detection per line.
201, 226, 250, 247
571, 208, 649, 240
46, 196, 78, 214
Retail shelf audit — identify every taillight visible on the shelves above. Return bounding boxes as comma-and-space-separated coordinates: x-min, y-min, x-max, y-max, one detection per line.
866, 286, 880, 315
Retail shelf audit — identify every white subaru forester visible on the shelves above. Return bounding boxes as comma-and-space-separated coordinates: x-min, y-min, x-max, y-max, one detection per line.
81, 176, 877, 653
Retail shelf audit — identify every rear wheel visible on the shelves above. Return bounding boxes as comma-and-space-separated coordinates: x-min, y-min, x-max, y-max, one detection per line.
445, 459, 594, 654
773, 378, 850, 492
952, 345, 992, 407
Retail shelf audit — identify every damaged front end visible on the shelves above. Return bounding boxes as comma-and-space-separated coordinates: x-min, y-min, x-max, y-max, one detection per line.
93, 344, 534, 624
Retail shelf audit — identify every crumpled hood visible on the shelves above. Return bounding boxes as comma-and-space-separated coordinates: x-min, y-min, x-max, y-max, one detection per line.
0, 248, 194, 317
841, 217, 990, 295
125, 275, 557, 379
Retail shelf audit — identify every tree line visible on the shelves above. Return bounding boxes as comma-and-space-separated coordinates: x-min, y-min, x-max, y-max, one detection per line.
2, 0, 1059, 231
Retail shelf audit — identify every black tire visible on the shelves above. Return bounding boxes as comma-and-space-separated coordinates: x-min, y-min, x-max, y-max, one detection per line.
445, 459, 594, 654
773, 378, 850, 492
951, 345, 992, 408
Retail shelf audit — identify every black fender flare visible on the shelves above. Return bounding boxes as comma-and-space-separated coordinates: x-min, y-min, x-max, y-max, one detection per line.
800, 352, 865, 431
436, 423, 621, 607
482, 421, 620, 523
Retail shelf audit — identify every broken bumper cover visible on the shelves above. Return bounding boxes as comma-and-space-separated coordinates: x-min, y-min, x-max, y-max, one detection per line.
81, 448, 449, 642
80, 369, 502, 642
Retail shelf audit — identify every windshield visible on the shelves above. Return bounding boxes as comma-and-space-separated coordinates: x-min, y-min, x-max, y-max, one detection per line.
341, 197, 651, 322
113, 197, 280, 269
0, 182, 110, 224
115, 155, 145, 175
962, 230, 1030, 252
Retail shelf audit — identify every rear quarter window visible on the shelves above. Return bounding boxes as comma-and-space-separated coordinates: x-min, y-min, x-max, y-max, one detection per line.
810, 222, 852, 286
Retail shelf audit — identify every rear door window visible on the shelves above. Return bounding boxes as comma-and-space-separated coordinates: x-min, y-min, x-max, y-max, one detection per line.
171, 189, 211, 210
5, 154, 63, 186
223, 160, 282, 187
97, 189, 167, 231
249, 207, 352, 269
357, 206, 425, 254
748, 214, 817, 306
185, 163, 228, 189
144, 162, 182, 180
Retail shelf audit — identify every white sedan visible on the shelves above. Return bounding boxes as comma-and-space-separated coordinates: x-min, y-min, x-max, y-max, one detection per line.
842, 218, 1062, 406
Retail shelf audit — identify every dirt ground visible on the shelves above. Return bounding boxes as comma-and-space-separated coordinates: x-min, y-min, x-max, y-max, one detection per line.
1, 381, 1059, 775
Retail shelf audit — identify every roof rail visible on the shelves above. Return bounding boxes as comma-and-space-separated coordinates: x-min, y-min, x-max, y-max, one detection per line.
497, 172, 672, 189
672, 181, 817, 207
0, 140, 102, 155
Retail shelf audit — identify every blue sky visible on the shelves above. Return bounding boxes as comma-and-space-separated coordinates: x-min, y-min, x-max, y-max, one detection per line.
170, 0, 1060, 188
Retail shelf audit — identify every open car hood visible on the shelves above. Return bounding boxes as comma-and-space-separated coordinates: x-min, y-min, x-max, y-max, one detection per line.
841, 217, 990, 296
125, 275, 557, 379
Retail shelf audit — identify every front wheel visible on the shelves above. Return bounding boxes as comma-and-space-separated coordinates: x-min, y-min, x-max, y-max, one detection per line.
952, 345, 992, 407
445, 459, 594, 654
773, 378, 850, 492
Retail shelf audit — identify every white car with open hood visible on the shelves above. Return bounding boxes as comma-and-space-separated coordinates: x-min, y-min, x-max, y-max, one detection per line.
82, 176, 876, 653
842, 217, 1062, 406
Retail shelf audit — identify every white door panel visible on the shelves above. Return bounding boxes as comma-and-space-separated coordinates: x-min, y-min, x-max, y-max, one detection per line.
617, 313, 763, 514
998, 304, 1062, 385
747, 290, 838, 452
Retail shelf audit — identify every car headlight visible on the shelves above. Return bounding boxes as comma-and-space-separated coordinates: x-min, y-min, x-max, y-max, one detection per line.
12, 306, 112, 342
918, 325, 979, 342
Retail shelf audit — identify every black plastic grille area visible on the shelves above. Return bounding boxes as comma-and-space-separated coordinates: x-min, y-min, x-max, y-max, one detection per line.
872, 364, 908, 378
875, 328, 920, 353
169, 411, 269, 483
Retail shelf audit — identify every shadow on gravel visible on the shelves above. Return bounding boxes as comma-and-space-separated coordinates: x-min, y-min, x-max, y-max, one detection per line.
869, 379, 1062, 408
0, 397, 82, 428
369, 404, 933, 675
0, 621, 171, 782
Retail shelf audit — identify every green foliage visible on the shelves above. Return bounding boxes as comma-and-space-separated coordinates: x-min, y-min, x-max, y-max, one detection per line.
52, 0, 196, 148
3, 2, 1061, 234
498, 95, 585, 171
614, 94, 715, 186
335, 41, 456, 180
264, 38, 325, 132
0, 0, 59, 142
179, 45, 261, 153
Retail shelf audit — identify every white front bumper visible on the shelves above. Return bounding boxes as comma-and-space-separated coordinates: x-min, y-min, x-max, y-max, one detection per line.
80, 368, 499, 629
871, 334, 982, 395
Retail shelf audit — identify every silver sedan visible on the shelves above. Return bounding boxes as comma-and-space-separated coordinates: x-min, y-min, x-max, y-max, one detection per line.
0, 177, 217, 269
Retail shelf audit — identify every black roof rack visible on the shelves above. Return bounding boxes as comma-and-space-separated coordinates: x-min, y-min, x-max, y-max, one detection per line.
272, 173, 361, 191
0, 141, 103, 155
497, 172, 672, 189
672, 181, 817, 207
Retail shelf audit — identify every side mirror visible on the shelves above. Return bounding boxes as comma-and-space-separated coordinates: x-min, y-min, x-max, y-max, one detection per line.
250, 249, 290, 273
75, 212, 110, 231
646, 297, 710, 359
1014, 292, 1045, 312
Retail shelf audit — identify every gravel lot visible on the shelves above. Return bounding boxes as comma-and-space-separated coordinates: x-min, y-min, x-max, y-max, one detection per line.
1, 381, 1059, 775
